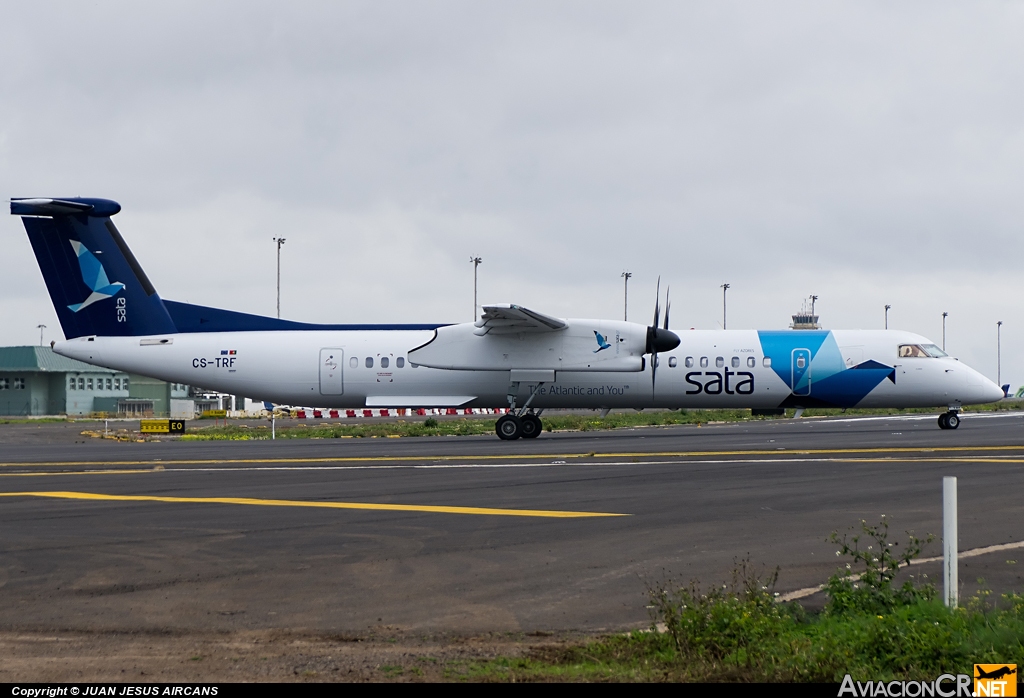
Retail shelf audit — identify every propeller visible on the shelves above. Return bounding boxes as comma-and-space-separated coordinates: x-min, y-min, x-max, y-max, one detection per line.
646, 277, 680, 391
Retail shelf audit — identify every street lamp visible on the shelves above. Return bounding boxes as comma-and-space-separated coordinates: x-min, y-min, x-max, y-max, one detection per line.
942, 312, 948, 352
470, 256, 482, 320
621, 271, 632, 321
273, 237, 286, 318
721, 283, 730, 330
884, 304, 891, 330
997, 320, 1003, 389
37, 324, 46, 347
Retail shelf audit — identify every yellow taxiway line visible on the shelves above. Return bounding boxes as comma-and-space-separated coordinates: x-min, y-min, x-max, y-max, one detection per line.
0, 444, 1023, 469
0, 491, 627, 518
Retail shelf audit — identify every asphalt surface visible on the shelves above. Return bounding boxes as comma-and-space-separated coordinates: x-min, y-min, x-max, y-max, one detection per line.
1, 411, 1023, 634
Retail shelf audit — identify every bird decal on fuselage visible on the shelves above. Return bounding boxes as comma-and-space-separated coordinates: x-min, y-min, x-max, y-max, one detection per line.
593, 330, 611, 353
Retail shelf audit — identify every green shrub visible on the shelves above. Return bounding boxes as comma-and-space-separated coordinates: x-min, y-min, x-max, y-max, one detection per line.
823, 516, 936, 617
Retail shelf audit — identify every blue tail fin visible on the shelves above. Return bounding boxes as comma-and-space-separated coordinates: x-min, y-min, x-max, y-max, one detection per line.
12, 197, 177, 338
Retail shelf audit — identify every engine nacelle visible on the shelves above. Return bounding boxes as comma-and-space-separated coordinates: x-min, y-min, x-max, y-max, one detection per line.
408, 319, 647, 372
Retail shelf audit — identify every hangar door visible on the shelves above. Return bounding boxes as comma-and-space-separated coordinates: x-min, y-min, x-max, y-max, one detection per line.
319, 348, 344, 395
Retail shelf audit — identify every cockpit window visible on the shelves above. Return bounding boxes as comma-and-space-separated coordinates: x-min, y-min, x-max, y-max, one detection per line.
899, 343, 947, 358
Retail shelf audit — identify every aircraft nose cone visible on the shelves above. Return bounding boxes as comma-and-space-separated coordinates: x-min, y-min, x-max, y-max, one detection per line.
647, 327, 680, 353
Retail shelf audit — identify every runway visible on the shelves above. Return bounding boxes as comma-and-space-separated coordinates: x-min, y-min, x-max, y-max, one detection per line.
1, 411, 1023, 634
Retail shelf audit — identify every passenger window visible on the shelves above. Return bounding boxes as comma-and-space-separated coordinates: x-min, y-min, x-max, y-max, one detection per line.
396, 357, 405, 368
350, 357, 358, 368
747, 357, 756, 368
365, 357, 374, 368
700, 357, 708, 368
715, 357, 724, 368
668, 356, 678, 368
380, 357, 389, 368
685, 357, 694, 368
731, 356, 740, 368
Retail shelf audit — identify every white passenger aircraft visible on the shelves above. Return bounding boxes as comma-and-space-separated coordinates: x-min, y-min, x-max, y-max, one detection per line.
12, 197, 1003, 439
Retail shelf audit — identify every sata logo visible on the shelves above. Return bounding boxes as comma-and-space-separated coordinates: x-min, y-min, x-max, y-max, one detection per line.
685, 369, 754, 395
593, 331, 612, 353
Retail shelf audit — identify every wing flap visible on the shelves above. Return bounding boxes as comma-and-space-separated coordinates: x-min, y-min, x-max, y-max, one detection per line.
473, 304, 567, 335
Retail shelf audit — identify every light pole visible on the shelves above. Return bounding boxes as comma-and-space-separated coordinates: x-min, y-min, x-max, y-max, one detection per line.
273, 237, 286, 319
997, 320, 1003, 388
721, 283, 730, 330
470, 256, 482, 320
621, 271, 632, 321
884, 304, 891, 330
810, 294, 818, 318
37, 324, 46, 346
942, 312, 948, 352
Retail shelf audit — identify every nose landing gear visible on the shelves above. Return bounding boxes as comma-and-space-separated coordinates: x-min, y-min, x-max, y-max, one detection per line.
938, 411, 960, 430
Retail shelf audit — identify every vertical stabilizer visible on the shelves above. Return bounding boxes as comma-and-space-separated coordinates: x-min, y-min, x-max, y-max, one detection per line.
12, 197, 177, 338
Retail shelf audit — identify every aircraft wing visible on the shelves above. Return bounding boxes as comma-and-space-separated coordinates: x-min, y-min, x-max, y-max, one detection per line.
473, 304, 568, 336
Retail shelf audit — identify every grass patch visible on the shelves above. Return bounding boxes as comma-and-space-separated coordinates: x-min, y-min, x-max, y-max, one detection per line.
451, 520, 1024, 682
176, 402, 1022, 441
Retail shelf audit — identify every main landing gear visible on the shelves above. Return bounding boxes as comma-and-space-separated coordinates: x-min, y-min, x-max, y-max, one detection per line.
496, 412, 542, 440
496, 380, 545, 440
938, 411, 960, 430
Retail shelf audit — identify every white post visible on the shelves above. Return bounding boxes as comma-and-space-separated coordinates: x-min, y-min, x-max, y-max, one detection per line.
943, 476, 958, 608
271, 413, 276, 440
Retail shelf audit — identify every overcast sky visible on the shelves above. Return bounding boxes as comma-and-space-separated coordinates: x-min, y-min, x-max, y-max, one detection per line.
2, 1, 1022, 386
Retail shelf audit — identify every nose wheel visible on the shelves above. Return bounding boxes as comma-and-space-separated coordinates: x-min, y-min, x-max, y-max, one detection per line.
938, 411, 960, 430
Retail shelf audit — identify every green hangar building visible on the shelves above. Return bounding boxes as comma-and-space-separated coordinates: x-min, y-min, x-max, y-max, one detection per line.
0, 346, 189, 417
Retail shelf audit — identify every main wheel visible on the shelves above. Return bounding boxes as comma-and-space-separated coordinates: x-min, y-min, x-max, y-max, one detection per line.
496, 414, 522, 440
520, 414, 542, 438
938, 413, 950, 429
946, 412, 960, 429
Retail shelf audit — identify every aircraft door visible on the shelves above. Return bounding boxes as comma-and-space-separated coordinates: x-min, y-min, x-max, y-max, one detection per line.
791, 348, 811, 396
319, 348, 344, 395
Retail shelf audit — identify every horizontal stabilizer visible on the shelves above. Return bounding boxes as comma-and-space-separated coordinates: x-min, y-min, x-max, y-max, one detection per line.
11, 197, 122, 217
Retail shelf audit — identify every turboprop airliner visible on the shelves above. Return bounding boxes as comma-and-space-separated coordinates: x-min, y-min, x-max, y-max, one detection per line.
11, 197, 1003, 439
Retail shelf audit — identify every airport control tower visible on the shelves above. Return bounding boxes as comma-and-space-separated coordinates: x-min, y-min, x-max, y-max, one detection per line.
790, 296, 820, 330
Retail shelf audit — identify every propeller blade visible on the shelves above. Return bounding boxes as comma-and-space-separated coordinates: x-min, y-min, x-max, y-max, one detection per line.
652, 276, 661, 328
651, 350, 658, 391
664, 286, 671, 330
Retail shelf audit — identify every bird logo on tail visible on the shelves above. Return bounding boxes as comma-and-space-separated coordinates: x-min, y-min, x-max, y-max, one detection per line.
67, 240, 125, 312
